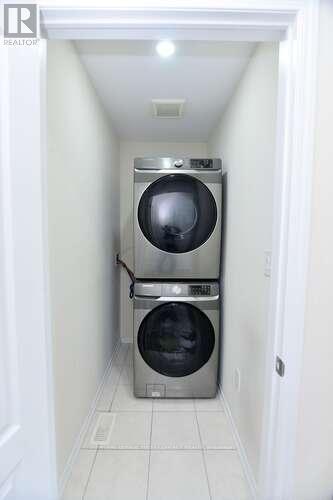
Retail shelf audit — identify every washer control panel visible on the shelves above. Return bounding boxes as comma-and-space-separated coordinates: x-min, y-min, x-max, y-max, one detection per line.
134, 157, 221, 171
189, 284, 211, 296
134, 282, 219, 298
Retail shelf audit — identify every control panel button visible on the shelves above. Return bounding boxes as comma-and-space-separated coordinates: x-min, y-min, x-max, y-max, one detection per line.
172, 285, 182, 295
174, 159, 184, 168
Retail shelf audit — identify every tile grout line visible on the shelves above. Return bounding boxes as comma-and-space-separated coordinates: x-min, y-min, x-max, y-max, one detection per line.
89, 408, 225, 414
107, 377, 119, 412
82, 445, 235, 451
85, 446, 210, 451
194, 405, 213, 500
82, 447, 99, 500
145, 398, 154, 500
107, 373, 120, 412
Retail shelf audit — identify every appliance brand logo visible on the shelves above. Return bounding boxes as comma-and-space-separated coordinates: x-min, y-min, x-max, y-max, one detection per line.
4, 4, 38, 40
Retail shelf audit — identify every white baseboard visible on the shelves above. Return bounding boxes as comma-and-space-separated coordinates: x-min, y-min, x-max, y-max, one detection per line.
58, 337, 122, 497
218, 385, 258, 500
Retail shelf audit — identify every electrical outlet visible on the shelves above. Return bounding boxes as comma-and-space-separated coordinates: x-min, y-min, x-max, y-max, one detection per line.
264, 250, 272, 277
234, 368, 241, 392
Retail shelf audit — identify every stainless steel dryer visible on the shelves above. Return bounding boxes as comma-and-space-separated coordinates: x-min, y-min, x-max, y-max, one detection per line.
133, 281, 220, 398
134, 157, 222, 279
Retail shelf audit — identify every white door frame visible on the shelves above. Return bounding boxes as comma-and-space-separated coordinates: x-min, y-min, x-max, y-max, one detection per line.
1, 40, 58, 499
1, 2, 319, 499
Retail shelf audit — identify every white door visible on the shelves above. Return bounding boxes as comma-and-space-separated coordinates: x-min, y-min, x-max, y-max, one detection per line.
0, 47, 23, 500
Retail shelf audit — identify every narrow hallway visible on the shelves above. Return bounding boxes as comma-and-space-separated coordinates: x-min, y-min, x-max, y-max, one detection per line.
63, 343, 251, 500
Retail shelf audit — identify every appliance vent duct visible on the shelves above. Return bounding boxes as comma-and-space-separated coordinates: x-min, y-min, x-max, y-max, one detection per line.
152, 99, 185, 118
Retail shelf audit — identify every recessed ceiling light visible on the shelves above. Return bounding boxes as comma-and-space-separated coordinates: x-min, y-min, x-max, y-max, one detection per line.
156, 40, 175, 58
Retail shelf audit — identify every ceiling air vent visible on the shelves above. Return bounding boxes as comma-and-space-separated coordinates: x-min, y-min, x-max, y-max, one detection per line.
152, 99, 185, 118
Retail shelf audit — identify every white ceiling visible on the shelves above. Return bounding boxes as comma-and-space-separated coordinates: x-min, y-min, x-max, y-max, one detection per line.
75, 40, 256, 142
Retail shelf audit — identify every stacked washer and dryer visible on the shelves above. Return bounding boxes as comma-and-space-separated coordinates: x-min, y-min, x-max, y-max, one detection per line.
133, 157, 222, 398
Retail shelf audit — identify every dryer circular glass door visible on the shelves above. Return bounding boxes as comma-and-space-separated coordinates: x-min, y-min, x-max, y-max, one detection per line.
137, 302, 215, 377
138, 174, 217, 253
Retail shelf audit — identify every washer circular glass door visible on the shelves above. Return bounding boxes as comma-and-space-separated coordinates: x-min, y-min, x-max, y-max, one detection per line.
137, 302, 215, 377
138, 174, 217, 253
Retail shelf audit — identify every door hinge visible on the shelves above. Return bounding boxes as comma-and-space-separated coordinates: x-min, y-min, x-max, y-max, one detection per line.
276, 356, 285, 377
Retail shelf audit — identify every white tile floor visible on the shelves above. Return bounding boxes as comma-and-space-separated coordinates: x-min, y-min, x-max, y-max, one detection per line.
63, 343, 251, 500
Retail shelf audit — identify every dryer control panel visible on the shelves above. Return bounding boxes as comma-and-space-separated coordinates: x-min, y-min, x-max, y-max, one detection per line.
190, 159, 214, 169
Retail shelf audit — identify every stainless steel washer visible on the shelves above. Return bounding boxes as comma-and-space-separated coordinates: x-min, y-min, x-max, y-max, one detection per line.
134, 281, 220, 398
134, 157, 222, 279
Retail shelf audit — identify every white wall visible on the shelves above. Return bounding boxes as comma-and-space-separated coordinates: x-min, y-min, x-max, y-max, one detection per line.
208, 43, 278, 482
293, 2, 333, 498
47, 41, 120, 479
119, 141, 207, 342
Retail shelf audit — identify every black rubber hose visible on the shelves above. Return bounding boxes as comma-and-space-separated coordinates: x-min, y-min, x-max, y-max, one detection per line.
116, 254, 135, 299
